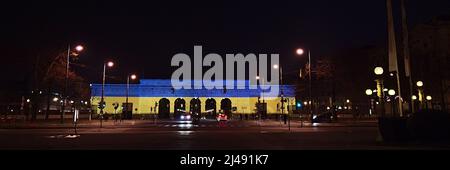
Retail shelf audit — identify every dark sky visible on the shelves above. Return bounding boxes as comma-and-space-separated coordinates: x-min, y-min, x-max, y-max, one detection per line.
1, 0, 450, 89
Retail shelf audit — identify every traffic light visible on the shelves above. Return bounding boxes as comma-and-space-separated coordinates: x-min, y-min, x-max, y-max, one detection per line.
296, 101, 302, 110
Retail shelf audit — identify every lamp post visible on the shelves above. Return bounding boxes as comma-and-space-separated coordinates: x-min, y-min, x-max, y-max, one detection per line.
388, 89, 396, 114
296, 48, 313, 123
100, 61, 114, 128
61, 45, 84, 124
426, 95, 432, 109
255, 76, 263, 125
416, 81, 424, 110
411, 95, 417, 111
273, 64, 288, 130
125, 74, 137, 120
255, 76, 264, 103
365, 89, 374, 115
374, 67, 386, 117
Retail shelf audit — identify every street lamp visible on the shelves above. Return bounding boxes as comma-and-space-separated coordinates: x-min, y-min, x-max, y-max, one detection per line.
124, 74, 137, 120
416, 81, 423, 87
365, 89, 373, 96
75, 45, 84, 52
416, 81, 424, 110
365, 89, 374, 115
425, 95, 432, 110
388, 89, 396, 96
255, 76, 265, 103
296, 48, 313, 123
374, 67, 384, 75
100, 61, 114, 128
388, 89, 396, 114
296, 48, 305, 55
374, 67, 385, 116
61, 44, 84, 124
273, 64, 288, 129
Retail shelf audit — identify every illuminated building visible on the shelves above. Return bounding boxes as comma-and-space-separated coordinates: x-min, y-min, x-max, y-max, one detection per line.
90, 79, 296, 118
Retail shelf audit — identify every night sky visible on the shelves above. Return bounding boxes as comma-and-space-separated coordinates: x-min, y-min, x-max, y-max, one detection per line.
1, 0, 450, 90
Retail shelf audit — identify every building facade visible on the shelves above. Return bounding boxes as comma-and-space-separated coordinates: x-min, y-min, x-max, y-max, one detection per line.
90, 79, 296, 118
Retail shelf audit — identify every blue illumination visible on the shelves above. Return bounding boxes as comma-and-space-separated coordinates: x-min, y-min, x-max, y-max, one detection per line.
91, 79, 295, 97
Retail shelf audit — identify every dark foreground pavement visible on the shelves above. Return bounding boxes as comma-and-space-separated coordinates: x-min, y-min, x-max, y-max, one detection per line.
0, 119, 449, 150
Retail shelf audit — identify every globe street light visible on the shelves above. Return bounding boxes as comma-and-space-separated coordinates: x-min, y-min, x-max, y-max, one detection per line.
365, 89, 374, 115
416, 81, 424, 110
373, 67, 385, 116
426, 95, 432, 109
374, 67, 384, 75
388, 89, 396, 114
388, 89, 396, 96
416, 81, 423, 87
412, 94, 418, 112
365, 89, 373, 96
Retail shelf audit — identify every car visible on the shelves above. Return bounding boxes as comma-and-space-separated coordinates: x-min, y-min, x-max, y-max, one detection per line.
312, 111, 337, 123
216, 113, 228, 121
180, 113, 192, 121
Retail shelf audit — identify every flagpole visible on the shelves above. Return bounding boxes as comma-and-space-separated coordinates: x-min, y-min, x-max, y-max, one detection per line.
387, 0, 403, 117
401, 0, 414, 115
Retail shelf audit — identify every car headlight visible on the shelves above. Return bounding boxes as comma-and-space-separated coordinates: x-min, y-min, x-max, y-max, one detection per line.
313, 115, 317, 119
181, 115, 185, 119
186, 115, 191, 119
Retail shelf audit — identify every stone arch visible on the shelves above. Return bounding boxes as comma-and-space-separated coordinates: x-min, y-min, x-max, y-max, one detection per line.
221, 98, 232, 116
174, 98, 186, 118
158, 98, 170, 119
205, 98, 217, 118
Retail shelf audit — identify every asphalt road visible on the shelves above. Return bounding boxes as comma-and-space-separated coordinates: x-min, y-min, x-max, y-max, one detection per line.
0, 119, 448, 150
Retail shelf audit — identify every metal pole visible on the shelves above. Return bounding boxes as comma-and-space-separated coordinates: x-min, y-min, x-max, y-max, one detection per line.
261, 77, 264, 125
281, 67, 288, 131
376, 79, 386, 117
308, 51, 313, 122
418, 88, 424, 110
100, 63, 106, 128
125, 75, 130, 121
61, 45, 70, 124
401, 0, 414, 115
395, 71, 403, 116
